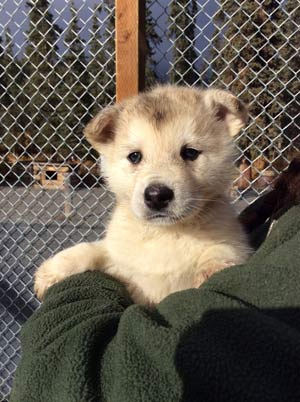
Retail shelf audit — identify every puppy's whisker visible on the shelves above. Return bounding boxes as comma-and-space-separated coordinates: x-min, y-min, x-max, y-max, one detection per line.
186, 197, 228, 206
185, 198, 216, 203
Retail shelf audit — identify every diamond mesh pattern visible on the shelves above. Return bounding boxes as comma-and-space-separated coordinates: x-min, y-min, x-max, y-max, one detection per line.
150, 0, 300, 199
1, 0, 299, 398
0, 1, 115, 398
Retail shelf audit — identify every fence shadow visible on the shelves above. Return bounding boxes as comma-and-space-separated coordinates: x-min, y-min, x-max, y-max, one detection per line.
0, 279, 38, 325
175, 307, 300, 402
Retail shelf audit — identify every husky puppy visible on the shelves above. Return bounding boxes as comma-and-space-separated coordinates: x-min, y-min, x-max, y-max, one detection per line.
35, 85, 250, 306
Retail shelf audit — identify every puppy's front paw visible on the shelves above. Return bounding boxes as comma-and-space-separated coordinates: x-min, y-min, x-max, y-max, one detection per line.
34, 241, 108, 300
34, 258, 64, 300
196, 260, 235, 288
34, 253, 77, 300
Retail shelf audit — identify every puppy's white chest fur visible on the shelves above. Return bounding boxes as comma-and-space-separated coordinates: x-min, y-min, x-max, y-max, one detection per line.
104, 202, 249, 305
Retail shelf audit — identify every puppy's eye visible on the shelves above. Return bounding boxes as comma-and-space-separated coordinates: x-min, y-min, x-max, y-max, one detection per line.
127, 151, 142, 164
180, 147, 202, 161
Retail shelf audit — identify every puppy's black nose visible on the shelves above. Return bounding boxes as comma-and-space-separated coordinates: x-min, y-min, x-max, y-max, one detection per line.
144, 184, 174, 211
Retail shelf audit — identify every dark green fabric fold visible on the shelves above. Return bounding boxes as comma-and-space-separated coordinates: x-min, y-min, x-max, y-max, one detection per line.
10, 206, 300, 402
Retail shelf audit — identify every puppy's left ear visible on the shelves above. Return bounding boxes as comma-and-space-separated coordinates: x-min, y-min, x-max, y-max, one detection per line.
203, 89, 248, 137
84, 104, 120, 150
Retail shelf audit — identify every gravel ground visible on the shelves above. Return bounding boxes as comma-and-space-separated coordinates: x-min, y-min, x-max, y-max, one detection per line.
0, 184, 259, 399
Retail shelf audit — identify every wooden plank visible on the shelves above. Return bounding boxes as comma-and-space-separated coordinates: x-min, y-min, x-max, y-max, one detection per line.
115, 0, 146, 102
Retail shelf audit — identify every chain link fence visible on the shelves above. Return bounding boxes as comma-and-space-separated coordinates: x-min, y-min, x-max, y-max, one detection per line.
1, 0, 299, 399
150, 0, 300, 201
0, 1, 116, 398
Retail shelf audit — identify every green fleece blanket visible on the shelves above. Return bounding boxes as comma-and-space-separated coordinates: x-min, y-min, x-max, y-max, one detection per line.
10, 206, 300, 402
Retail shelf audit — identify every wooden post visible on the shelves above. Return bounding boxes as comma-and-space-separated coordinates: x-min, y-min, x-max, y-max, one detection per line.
115, 0, 146, 102
63, 172, 72, 218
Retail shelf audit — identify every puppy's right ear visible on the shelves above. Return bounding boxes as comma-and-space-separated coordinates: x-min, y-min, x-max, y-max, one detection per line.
203, 89, 248, 137
84, 105, 119, 149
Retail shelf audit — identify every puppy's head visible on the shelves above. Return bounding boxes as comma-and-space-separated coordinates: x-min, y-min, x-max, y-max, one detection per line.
84, 86, 247, 225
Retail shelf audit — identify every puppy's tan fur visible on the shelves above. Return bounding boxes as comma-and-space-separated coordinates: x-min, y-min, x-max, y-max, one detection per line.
35, 85, 250, 306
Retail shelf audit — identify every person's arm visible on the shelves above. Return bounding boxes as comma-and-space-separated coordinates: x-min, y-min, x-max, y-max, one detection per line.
11, 206, 300, 402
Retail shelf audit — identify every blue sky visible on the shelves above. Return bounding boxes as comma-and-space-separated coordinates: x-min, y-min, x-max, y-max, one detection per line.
0, 0, 219, 80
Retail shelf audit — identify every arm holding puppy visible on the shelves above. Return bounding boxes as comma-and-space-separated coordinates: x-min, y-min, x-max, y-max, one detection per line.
11, 206, 300, 402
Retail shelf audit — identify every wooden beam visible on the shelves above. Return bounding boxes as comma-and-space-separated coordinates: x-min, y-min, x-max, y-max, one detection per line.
115, 0, 146, 102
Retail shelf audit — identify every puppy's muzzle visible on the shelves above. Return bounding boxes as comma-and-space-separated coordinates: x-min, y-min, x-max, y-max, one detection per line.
144, 184, 174, 211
